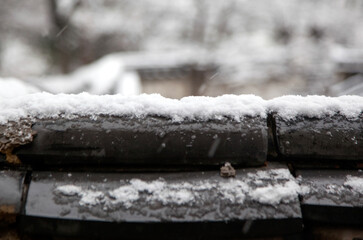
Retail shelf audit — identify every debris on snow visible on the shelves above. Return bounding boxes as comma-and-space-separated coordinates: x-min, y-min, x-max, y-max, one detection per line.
220, 162, 236, 178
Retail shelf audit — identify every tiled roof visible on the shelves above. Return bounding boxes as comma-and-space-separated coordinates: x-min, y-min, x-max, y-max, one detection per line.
0, 95, 362, 239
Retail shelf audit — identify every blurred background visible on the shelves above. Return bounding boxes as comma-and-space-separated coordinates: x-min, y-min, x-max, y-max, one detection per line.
1, 0, 363, 99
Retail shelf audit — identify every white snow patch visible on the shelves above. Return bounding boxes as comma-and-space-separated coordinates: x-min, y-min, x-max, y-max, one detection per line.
79, 190, 105, 206
299, 185, 311, 196
250, 181, 300, 205
115, 71, 142, 96
55, 185, 82, 196
135, 179, 197, 205
268, 95, 363, 120
108, 185, 139, 208
55, 185, 105, 206
344, 175, 363, 194
325, 184, 344, 194
39, 54, 127, 95
130, 179, 166, 193
269, 169, 293, 180
0, 78, 40, 98
248, 169, 293, 181
218, 179, 249, 204
153, 188, 195, 205
191, 181, 214, 191
248, 170, 270, 180
53, 168, 306, 208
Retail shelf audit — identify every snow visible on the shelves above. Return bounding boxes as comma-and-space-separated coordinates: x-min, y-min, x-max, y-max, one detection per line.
298, 174, 363, 201
331, 48, 363, 64
269, 169, 294, 180
54, 168, 304, 208
108, 185, 139, 208
1, 38, 48, 78
55, 185, 105, 206
38, 54, 141, 95
0, 93, 266, 124
247, 168, 309, 205
154, 188, 195, 205
2, 0, 363, 98
130, 179, 168, 193
0, 78, 40, 98
115, 71, 142, 96
79, 190, 105, 206
267, 95, 363, 120
344, 175, 363, 195
218, 179, 249, 204
250, 181, 300, 205
56, 0, 79, 17
55, 185, 83, 196
299, 185, 311, 196
0, 91, 362, 124
248, 168, 293, 180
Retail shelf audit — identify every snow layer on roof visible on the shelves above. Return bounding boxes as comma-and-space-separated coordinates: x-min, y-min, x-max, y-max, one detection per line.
267, 95, 363, 120
344, 175, 363, 195
54, 168, 303, 208
0, 93, 362, 124
249, 181, 300, 205
0, 93, 266, 124
55, 185, 82, 196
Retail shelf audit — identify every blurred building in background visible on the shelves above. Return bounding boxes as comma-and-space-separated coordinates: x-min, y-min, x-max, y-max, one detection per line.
0, 0, 363, 98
